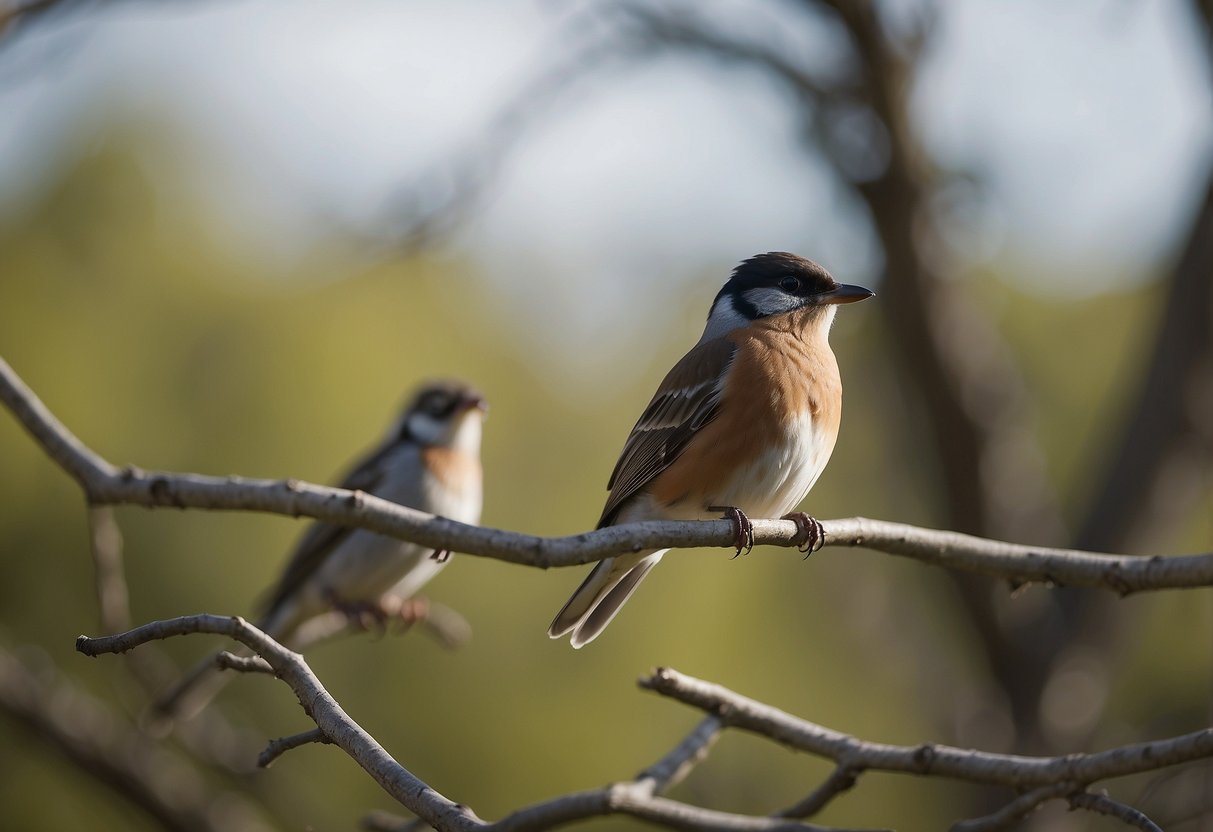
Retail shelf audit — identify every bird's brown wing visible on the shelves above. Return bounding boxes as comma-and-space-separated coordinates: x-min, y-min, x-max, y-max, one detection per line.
598, 336, 737, 527
257, 440, 395, 620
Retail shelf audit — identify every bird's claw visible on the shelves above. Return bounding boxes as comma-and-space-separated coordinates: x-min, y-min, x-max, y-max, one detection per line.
328, 595, 390, 634
782, 512, 824, 557
379, 595, 431, 634
710, 505, 754, 557
325, 589, 433, 637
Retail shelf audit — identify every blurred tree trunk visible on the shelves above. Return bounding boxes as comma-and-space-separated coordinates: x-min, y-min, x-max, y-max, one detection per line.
613, 0, 1213, 791
1074, 0, 1213, 556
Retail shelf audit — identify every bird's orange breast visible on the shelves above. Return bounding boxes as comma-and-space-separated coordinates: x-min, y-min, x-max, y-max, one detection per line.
648, 308, 842, 517
421, 447, 482, 493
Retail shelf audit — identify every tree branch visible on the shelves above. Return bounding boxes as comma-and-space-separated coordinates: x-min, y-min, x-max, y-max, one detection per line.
259, 728, 331, 769
216, 652, 275, 675
76, 615, 878, 832
642, 668, 1213, 788
1068, 791, 1164, 832
77, 614, 481, 832
3, 356, 1210, 593
75, 614, 1205, 830
774, 763, 860, 819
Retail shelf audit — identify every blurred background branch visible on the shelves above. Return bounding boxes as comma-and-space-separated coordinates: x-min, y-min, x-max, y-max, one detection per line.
0, 642, 275, 832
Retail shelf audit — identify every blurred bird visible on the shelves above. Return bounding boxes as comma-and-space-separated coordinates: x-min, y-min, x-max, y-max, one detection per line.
154, 381, 486, 718
548, 253, 873, 647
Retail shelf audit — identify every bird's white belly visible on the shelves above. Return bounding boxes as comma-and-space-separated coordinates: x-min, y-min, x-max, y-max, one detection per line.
303, 464, 480, 609
715, 410, 835, 518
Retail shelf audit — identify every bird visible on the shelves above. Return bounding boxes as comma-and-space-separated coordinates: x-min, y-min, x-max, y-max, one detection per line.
548, 252, 873, 648
153, 380, 487, 718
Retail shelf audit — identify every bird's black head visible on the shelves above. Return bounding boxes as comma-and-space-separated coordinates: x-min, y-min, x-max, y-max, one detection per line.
397, 380, 487, 446
710, 252, 874, 325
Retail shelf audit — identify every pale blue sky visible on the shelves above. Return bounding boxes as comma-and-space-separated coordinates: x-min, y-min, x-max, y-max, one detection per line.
1, 0, 1209, 338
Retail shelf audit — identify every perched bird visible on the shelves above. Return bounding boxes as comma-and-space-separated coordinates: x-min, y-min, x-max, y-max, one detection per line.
154, 381, 486, 718
548, 253, 872, 648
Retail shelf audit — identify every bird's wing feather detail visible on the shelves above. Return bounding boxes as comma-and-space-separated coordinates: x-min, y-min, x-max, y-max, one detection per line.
257, 440, 398, 621
599, 336, 737, 527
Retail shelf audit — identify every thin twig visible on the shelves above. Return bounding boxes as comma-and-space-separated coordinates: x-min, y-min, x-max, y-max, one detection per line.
774, 762, 861, 818
635, 715, 722, 792
1069, 791, 1165, 832
259, 728, 331, 768
950, 783, 1075, 832
2, 357, 1210, 591
216, 652, 275, 675
88, 503, 130, 632
641, 668, 1213, 790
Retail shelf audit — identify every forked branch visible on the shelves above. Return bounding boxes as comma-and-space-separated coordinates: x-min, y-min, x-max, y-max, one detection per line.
75, 615, 876, 832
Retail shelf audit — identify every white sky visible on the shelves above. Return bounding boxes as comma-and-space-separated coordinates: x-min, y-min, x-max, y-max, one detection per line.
1, 0, 1210, 344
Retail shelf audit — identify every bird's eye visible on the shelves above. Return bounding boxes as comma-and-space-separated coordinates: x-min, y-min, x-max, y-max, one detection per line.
779, 276, 801, 293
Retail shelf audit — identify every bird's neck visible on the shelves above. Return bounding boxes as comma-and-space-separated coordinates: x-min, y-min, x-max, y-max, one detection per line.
755, 304, 837, 343
701, 301, 837, 345
447, 413, 483, 456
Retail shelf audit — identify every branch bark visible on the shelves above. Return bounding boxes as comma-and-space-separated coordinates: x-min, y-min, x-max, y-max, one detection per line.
3, 356, 1210, 590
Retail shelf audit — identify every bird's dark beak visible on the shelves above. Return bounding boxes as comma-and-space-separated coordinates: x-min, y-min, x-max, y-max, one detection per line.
818, 283, 875, 305
460, 393, 488, 414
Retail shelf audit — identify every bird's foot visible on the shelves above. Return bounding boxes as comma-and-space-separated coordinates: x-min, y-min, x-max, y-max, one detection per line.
379, 595, 431, 634
782, 512, 824, 557
710, 505, 754, 557
326, 591, 392, 634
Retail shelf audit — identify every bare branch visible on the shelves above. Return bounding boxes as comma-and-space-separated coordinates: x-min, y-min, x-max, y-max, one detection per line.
774, 763, 860, 819
78, 615, 875, 832
216, 651, 274, 675
88, 503, 130, 632
259, 728, 331, 769
1068, 791, 1164, 832
3, 357, 1211, 594
641, 668, 1213, 790
74, 611, 1206, 831
950, 783, 1074, 832
486, 785, 870, 832
78, 614, 480, 831
635, 715, 722, 792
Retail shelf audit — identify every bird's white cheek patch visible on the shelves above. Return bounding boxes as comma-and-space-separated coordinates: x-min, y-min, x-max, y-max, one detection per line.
699, 295, 749, 343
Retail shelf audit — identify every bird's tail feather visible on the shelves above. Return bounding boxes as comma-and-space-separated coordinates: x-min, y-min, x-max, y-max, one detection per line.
547, 550, 664, 648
